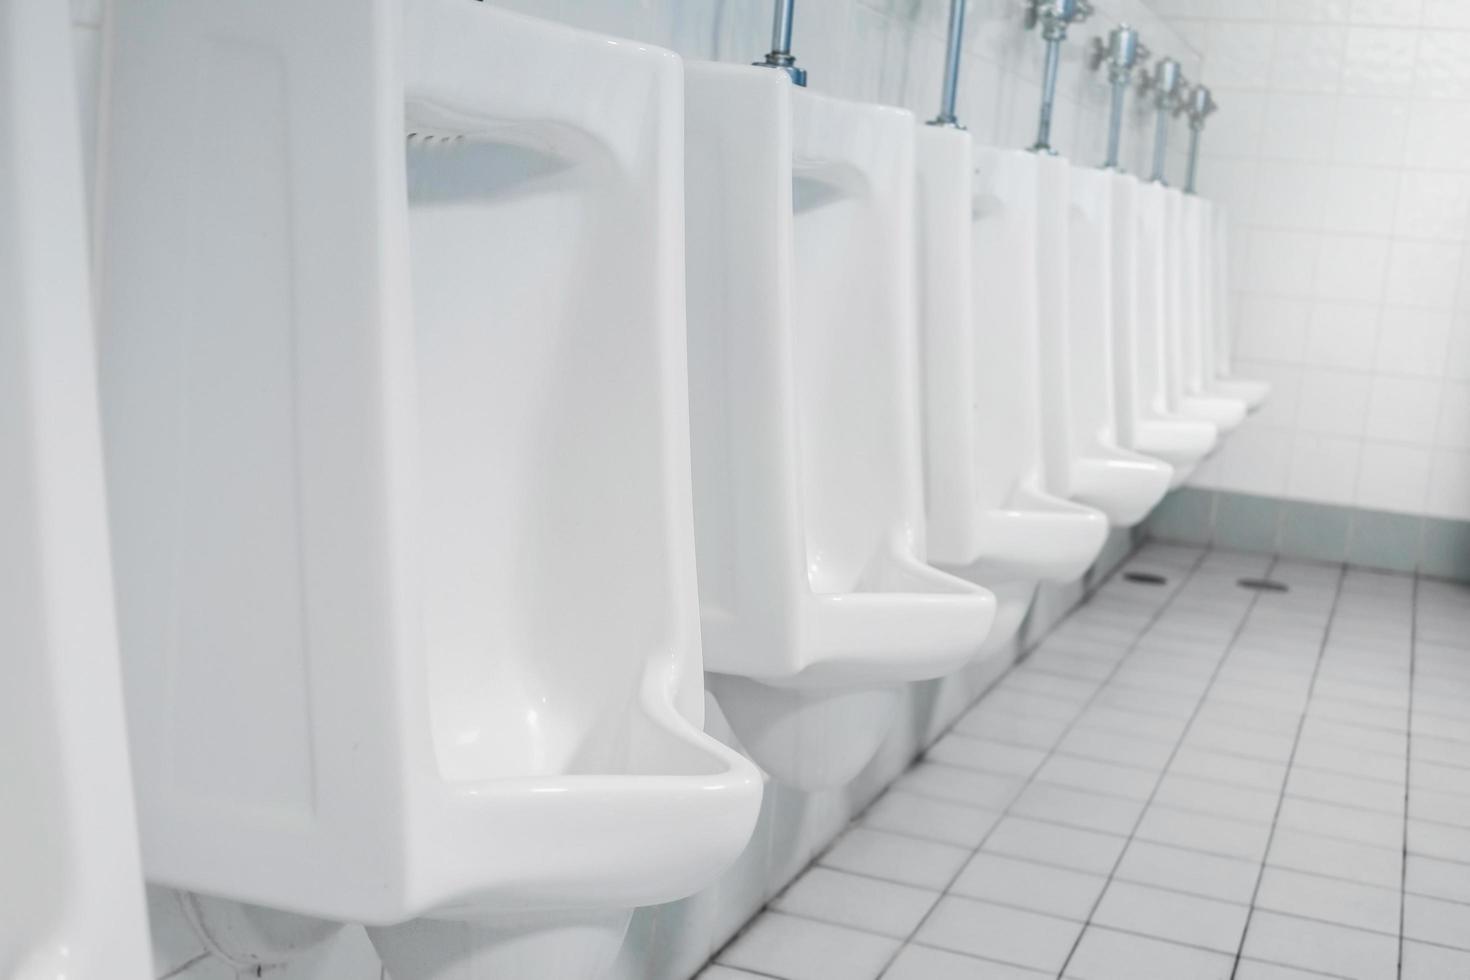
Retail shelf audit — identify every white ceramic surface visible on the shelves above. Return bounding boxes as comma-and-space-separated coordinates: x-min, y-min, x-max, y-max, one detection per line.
1164, 187, 1248, 430
1202, 201, 1270, 409
1041, 158, 1172, 526
97, 2, 760, 976
1121, 178, 1220, 486
920, 139, 1109, 653
685, 65, 996, 791
0, 0, 151, 975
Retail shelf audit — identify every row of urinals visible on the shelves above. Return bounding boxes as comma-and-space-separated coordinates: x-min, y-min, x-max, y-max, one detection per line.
3, 2, 1266, 979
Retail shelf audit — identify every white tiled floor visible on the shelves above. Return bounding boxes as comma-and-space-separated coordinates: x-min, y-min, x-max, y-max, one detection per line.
701, 543, 1470, 980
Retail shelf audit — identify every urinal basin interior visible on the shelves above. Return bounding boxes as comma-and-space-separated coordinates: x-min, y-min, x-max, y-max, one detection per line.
1213, 376, 1271, 408
1177, 393, 1247, 431
1134, 418, 1219, 464
98, 0, 760, 931
951, 488, 1109, 585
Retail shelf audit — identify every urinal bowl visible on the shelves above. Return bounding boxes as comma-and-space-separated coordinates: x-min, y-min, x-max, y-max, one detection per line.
684, 67, 996, 791
98, 4, 762, 978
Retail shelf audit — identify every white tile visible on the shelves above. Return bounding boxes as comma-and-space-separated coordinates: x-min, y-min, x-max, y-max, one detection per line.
1401, 939, 1470, 979
1356, 442, 1432, 513
1374, 306, 1453, 377
1114, 839, 1262, 904
1364, 375, 1442, 445
1256, 866, 1402, 934
1234, 961, 1348, 980
1007, 782, 1145, 837
717, 912, 900, 980
1064, 926, 1234, 980
1402, 892, 1470, 950
914, 897, 1082, 974
819, 828, 971, 890
882, 944, 1051, 980
1268, 827, 1403, 889
1313, 237, 1390, 304
1170, 745, 1289, 793
1033, 754, 1160, 802
894, 763, 1027, 811
1135, 805, 1274, 861
1294, 740, 1406, 783
773, 867, 940, 939
925, 734, 1048, 778
1407, 785, 1470, 827
1055, 727, 1176, 771
981, 817, 1129, 876
953, 708, 1071, 750
1408, 818, 1470, 863
861, 791, 1001, 849
1240, 910, 1400, 980
1406, 853, 1470, 904
1287, 763, 1407, 815
697, 966, 769, 980
1152, 772, 1283, 825
950, 852, 1108, 921
1091, 880, 1249, 954
1277, 797, 1405, 849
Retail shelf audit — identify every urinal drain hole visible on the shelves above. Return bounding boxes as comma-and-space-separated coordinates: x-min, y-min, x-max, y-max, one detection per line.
1123, 571, 1168, 586
1237, 577, 1289, 593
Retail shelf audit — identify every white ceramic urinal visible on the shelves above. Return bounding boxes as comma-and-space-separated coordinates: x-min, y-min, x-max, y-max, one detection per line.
0, 1, 151, 976
97, 3, 762, 978
1038, 157, 1172, 526
1163, 188, 1247, 430
1122, 179, 1220, 486
684, 65, 996, 791
918, 139, 1108, 653
1202, 201, 1270, 409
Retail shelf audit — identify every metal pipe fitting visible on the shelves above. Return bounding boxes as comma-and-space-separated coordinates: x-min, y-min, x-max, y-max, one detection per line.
1183, 83, 1217, 194
754, 0, 806, 86
1145, 57, 1183, 184
931, 0, 970, 127
1027, 0, 1093, 153
1089, 24, 1147, 170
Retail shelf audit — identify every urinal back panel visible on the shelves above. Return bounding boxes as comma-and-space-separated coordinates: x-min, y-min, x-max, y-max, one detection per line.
1069, 167, 1121, 450
1033, 153, 1080, 499
0, 0, 150, 973
1161, 188, 1189, 413
1108, 173, 1144, 447
790, 90, 925, 596
100, 0, 758, 924
1133, 182, 1172, 416
971, 148, 1049, 508
916, 126, 980, 566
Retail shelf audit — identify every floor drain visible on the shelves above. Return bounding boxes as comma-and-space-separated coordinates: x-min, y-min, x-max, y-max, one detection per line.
1123, 571, 1168, 586
1238, 577, 1290, 593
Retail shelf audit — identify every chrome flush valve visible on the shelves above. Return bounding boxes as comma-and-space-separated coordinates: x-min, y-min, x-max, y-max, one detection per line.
1089, 23, 1149, 171
1027, 0, 1094, 153
1143, 56, 1184, 184
1182, 82, 1218, 194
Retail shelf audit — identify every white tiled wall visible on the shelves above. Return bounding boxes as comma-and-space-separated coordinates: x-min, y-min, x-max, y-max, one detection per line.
1168, 0, 1470, 520
66, 1, 1195, 978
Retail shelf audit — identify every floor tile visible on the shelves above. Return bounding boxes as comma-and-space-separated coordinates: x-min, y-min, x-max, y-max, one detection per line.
773, 867, 940, 939
1063, 926, 1234, 980
1254, 866, 1401, 934
1112, 839, 1261, 904
1276, 796, 1405, 849
1400, 939, 1470, 979
697, 966, 770, 980
953, 708, 1072, 750
1135, 804, 1273, 861
949, 852, 1108, 921
924, 734, 1048, 778
1032, 754, 1160, 802
1169, 745, 1288, 793
1006, 782, 1145, 837
1089, 880, 1249, 953
1268, 827, 1404, 890
1284, 765, 1407, 816
1407, 785, 1470, 828
881, 944, 1051, 980
1402, 892, 1470, 950
1055, 727, 1177, 771
1073, 705, 1189, 744
914, 896, 1082, 974
860, 791, 1001, 849
717, 912, 901, 980
893, 763, 1027, 811
1152, 772, 1282, 824
819, 828, 971, 890
980, 817, 1128, 876
1407, 818, 1470, 863
1233, 960, 1344, 979
1406, 853, 1470, 905
1239, 910, 1399, 980
1293, 741, 1406, 784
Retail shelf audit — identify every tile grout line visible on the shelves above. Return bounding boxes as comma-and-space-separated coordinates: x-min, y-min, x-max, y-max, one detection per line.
1054, 551, 1280, 979
868, 548, 1213, 979
1396, 571, 1419, 980
1228, 562, 1352, 980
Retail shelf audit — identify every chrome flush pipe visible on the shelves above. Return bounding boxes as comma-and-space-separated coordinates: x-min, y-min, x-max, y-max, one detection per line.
1144, 56, 1183, 184
931, 0, 970, 127
1027, 0, 1093, 153
754, 0, 806, 86
1183, 83, 1217, 194
1088, 24, 1147, 170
